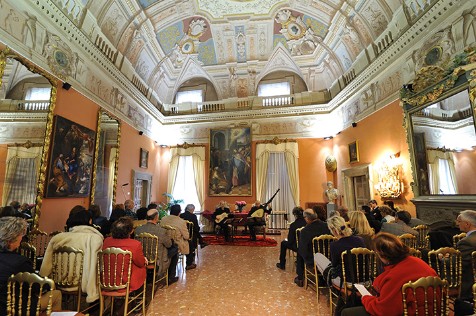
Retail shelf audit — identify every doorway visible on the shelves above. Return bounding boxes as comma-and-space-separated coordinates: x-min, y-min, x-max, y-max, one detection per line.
342, 164, 372, 211
132, 170, 152, 209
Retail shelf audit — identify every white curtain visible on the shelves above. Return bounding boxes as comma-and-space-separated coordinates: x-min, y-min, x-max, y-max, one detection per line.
256, 142, 299, 218
2, 146, 42, 205
427, 150, 458, 194
168, 146, 205, 210
265, 153, 295, 217
106, 147, 117, 218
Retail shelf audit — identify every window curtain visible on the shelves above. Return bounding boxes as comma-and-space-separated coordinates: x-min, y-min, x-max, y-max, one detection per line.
265, 153, 295, 217
256, 142, 299, 217
2, 146, 42, 205
427, 149, 458, 194
106, 147, 117, 218
168, 146, 205, 210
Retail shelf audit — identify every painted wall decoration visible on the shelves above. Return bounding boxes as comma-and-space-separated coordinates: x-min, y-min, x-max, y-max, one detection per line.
209, 127, 251, 196
46, 116, 96, 198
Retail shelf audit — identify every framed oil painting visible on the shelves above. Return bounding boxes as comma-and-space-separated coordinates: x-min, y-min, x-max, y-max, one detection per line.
413, 132, 430, 195
140, 148, 149, 169
46, 115, 96, 197
348, 141, 359, 163
209, 127, 251, 196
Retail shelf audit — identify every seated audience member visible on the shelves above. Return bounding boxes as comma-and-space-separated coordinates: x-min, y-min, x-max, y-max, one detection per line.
135, 209, 179, 284
276, 206, 306, 270
315, 216, 366, 288
247, 200, 269, 241
212, 201, 232, 242
124, 199, 137, 220
180, 204, 208, 255
362, 205, 382, 233
20, 203, 32, 218
102, 217, 147, 291
380, 211, 418, 236
109, 204, 126, 224
41, 210, 104, 304
337, 206, 350, 222
348, 211, 374, 248
295, 209, 331, 287
341, 233, 438, 316
161, 205, 192, 269
133, 207, 149, 228
380, 205, 395, 223
408, 213, 426, 228
455, 210, 476, 309
90, 204, 110, 236
312, 205, 327, 221
369, 200, 382, 222
0, 217, 62, 314
0, 206, 22, 218
383, 200, 397, 214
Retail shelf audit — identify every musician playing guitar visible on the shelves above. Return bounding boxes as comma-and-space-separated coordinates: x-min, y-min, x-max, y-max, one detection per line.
212, 201, 233, 242
246, 189, 279, 241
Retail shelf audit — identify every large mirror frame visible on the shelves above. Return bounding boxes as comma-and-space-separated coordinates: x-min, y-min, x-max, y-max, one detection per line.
0, 47, 57, 228
402, 48, 476, 199
90, 110, 121, 218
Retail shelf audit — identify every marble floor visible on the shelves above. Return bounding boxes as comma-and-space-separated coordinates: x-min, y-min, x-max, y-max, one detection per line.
147, 233, 332, 316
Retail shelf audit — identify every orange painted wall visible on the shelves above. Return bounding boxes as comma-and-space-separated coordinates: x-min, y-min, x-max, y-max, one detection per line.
454, 150, 476, 194
0, 144, 7, 201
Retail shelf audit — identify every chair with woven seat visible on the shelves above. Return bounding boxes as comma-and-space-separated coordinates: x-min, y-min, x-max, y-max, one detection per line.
97, 247, 147, 316
427, 247, 462, 299
330, 247, 377, 315
17, 242, 37, 270
399, 233, 418, 249
413, 225, 430, 249
7, 271, 56, 316
402, 276, 449, 316
304, 235, 336, 306
135, 232, 168, 299
50, 246, 84, 312
453, 232, 467, 248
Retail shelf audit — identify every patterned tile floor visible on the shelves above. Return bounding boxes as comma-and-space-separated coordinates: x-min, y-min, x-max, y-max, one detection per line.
147, 232, 332, 315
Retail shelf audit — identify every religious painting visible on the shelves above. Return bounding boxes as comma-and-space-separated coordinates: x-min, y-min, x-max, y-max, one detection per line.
209, 127, 251, 196
413, 132, 430, 195
348, 141, 359, 163
46, 115, 96, 198
140, 148, 149, 169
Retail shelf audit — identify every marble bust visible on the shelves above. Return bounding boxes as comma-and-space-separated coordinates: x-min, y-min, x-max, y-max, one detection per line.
325, 181, 339, 204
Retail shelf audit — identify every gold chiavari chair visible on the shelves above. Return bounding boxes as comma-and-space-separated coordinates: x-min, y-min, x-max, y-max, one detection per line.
453, 232, 467, 248
162, 224, 185, 272
28, 228, 50, 258
473, 282, 476, 315
185, 220, 197, 259
135, 232, 168, 299
51, 246, 84, 312
304, 235, 336, 308
413, 225, 430, 249
330, 248, 377, 315
472, 251, 476, 282
18, 242, 37, 270
428, 247, 462, 299
399, 233, 418, 249
408, 247, 422, 259
402, 276, 449, 316
97, 247, 147, 316
7, 272, 55, 316
296, 227, 303, 248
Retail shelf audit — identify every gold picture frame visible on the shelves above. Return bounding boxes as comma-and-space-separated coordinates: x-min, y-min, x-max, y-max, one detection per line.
348, 141, 359, 163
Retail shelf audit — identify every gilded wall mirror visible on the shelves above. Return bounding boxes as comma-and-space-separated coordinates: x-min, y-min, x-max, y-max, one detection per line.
402, 50, 476, 197
0, 48, 57, 227
91, 110, 120, 218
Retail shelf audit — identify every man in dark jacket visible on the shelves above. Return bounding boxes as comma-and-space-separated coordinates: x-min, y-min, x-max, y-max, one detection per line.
180, 204, 208, 269
276, 206, 306, 270
295, 208, 331, 287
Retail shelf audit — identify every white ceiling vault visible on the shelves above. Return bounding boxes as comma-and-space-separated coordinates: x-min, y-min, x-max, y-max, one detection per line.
0, 0, 474, 144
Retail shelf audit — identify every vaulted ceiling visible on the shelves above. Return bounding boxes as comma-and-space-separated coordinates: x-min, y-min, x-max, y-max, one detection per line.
88, 0, 399, 104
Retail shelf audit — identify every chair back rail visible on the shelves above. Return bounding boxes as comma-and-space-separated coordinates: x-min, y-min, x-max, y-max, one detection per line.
402, 276, 449, 316
312, 234, 336, 259
18, 242, 37, 270
399, 233, 418, 249
413, 225, 430, 249
427, 247, 462, 295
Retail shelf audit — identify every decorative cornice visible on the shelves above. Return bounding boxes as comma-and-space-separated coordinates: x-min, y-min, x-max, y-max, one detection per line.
256, 136, 297, 145
7, 140, 43, 148
171, 142, 206, 149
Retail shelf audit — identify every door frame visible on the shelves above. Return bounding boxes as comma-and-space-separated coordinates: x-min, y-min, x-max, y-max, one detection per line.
132, 169, 152, 208
341, 164, 373, 210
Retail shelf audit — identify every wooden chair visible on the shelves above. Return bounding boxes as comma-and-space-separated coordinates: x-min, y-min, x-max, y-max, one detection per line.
7, 271, 56, 316
51, 246, 84, 312
408, 247, 422, 259
453, 232, 467, 248
399, 233, 418, 249
135, 232, 168, 299
97, 247, 147, 316
413, 225, 430, 249
330, 247, 377, 315
304, 235, 336, 307
427, 247, 462, 298
402, 276, 449, 316
18, 242, 37, 270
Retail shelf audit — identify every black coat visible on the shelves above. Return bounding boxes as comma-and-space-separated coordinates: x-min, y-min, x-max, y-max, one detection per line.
298, 220, 331, 265
287, 217, 306, 251
180, 211, 200, 246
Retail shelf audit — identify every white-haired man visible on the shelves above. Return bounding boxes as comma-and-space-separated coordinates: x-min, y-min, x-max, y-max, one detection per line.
456, 210, 476, 301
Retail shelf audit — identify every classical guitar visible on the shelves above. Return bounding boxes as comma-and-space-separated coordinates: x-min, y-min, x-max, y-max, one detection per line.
215, 212, 229, 223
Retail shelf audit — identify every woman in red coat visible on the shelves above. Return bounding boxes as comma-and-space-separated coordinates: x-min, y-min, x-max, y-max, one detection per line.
102, 217, 147, 291
341, 232, 439, 316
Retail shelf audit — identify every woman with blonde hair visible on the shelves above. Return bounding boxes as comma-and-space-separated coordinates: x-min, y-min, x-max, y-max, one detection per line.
348, 211, 374, 248
315, 216, 366, 288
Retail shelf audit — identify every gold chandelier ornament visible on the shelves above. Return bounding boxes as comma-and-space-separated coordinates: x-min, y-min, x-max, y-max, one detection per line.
375, 154, 404, 198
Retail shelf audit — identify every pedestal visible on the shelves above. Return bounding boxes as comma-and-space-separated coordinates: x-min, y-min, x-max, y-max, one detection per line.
326, 203, 336, 219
